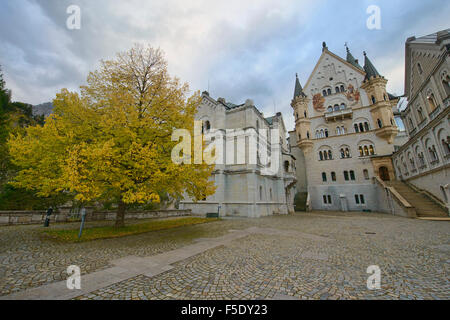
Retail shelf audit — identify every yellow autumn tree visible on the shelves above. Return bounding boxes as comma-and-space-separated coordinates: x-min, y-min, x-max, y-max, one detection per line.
8, 44, 215, 227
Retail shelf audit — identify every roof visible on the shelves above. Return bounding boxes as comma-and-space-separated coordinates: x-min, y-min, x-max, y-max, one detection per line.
363, 51, 382, 81
293, 73, 307, 99
346, 45, 364, 70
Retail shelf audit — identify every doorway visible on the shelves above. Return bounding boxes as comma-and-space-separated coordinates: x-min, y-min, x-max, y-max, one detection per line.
379, 166, 390, 181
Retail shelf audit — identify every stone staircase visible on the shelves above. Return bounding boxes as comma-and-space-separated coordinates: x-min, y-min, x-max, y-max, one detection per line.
388, 181, 448, 218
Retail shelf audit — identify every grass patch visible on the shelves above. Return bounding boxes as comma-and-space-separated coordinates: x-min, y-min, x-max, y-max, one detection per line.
42, 217, 219, 242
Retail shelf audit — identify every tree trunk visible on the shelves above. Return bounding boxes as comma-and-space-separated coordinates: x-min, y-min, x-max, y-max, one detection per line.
115, 201, 127, 228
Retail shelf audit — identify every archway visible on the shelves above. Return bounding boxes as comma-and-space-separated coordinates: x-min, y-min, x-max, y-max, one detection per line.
379, 166, 390, 181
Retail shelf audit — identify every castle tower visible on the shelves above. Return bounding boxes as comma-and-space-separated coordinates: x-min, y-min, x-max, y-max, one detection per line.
360, 51, 398, 144
291, 74, 313, 152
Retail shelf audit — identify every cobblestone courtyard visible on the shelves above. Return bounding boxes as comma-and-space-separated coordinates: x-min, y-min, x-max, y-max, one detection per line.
1, 212, 449, 300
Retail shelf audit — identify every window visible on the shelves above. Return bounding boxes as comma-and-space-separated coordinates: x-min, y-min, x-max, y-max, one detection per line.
336, 127, 341, 135
328, 150, 333, 160
270, 189, 273, 201
429, 146, 439, 162
323, 195, 332, 204
354, 124, 359, 133
355, 194, 365, 205
284, 161, 290, 173
377, 119, 383, 128
359, 146, 364, 157
427, 93, 437, 111
319, 151, 324, 161
364, 146, 369, 156
334, 104, 339, 111
442, 136, 450, 155
344, 171, 349, 181
364, 122, 370, 131
363, 169, 369, 180
442, 72, 450, 96
322, 172, 327, 182
371, 96, 376, 104
417, 107, 424, 121
340, 85, 345, 92
327, 106, 333, 112
205, 121, 211, 132
369, 145, 375, 155
359, 123, 364, 133
323, 90, 327, 96
325, 129, 329, 138
335, 87, 340, 94
417, 63, 423, 75
340, 103, 346, 110
350, 170, 356, 181
259, 186, 263, 200
331, 172, 336, 181
327, 88, 332, 95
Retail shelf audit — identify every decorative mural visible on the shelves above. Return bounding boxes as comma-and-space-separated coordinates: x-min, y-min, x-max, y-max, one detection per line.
312, 93, 325, 112
346, 84, 360, 105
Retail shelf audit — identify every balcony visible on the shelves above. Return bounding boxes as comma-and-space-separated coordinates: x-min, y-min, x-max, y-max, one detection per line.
324, 108, 353, 122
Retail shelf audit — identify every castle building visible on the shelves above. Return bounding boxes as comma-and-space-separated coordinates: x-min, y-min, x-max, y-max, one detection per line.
180, 92, 297, 218
291, 43, 402, 212
393, 29, 450, 214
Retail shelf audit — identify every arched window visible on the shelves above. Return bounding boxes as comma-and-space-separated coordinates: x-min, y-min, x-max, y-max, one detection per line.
350, 170, 356, 180
364, 122, 370, 131
327, 88, 332, 95
359, 123, 364, 132
354, 124, 359, 133
377, 119, 383, 128
336, 127, 341, 135
341, 126, 345, 134
442, 136, 450, 155
334, 104, 339, 111
369, 145, 375, 155
331, 172, 336, 181
323, 90, 327, 96
320, 129, 324, 138
340, 103, 346, 110
371, 96, 376, 104
304, 111, 307, 118
359, 146, 364, 157
335, 87, 340, 94
340, 85, 345, 92
205, 121, 211, 132
345, 148, 350, 158
363, 169, 369, 180
364, 146, 369, 156
442, 72, 450, 96
441, 186, 448, 202
260, 186, 263, 200
324, 151, 329, 160
427, 93, 437, 111
284, 161, 290, 173
325, 129, 329, 138
327, 106, 333, 112
417, 107, 424, 121
322, 172, 327, 182
340, 148, 345, 158
319, 151, 324, 161
307, 131, 310, 139
328, 150, 333, 160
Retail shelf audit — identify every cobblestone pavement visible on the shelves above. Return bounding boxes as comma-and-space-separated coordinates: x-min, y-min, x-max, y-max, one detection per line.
1, 212, 449, 299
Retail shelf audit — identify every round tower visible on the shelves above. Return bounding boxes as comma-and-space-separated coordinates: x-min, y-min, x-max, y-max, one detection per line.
360, 52, 398, 144
291, 74, 313, 152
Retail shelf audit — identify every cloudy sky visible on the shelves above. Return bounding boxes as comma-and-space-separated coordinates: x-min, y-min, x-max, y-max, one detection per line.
0, 0, 449, 131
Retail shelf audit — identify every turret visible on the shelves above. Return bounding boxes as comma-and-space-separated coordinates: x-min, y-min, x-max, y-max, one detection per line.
291, 74, 313, 152
360, 52, 398, 144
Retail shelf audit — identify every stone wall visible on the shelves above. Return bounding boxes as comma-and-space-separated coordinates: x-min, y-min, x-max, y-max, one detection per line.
0, 209, 192, 226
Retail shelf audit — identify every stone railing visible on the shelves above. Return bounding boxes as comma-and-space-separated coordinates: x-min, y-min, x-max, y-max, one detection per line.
373, 177, 417, 218
0, 209, 192, 226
